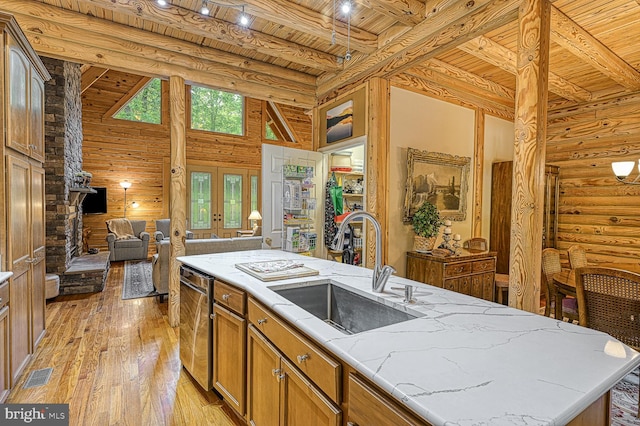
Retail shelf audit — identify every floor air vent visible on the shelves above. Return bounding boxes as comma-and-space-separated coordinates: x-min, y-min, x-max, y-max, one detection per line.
23, 367, 53, 389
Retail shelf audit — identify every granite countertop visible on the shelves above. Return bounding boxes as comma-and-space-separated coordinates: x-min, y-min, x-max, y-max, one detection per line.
178, 250, 640, 426
0, 272, 13, 283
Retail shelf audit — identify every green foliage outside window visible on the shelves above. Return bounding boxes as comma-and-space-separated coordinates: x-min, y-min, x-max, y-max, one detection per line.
191, 86, 244, 135
265, 124, 277, 140
113, 78, 162, 124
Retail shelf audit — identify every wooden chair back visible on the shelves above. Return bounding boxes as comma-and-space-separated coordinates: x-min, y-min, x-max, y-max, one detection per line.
575, 267, 640, 350
567, 245, 588, 269
463, 237, 487, 252
541, 248, 562, 317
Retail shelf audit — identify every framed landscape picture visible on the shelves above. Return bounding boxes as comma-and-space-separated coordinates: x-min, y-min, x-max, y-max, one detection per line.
318, 87, 366, 148
403, 149, 471, 222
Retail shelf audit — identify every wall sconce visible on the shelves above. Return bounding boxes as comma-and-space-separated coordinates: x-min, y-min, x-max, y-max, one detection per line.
611, 161, 640, 185
248, 210, 262, 232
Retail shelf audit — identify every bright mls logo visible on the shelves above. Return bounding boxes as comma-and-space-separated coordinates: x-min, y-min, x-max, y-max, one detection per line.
2, 404, 68, 425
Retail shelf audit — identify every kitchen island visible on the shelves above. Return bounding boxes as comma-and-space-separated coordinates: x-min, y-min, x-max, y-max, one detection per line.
179, 249, 639, 425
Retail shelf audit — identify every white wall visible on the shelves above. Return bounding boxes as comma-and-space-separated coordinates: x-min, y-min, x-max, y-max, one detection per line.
389, 87, 474, 276
389, 87, 514, 277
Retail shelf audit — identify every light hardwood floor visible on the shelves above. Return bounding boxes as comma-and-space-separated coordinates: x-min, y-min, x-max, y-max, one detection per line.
7, 262, 244, 426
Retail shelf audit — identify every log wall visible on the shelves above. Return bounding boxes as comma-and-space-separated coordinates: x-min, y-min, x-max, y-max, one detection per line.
81, 70, 312, 254
547, 92, 640, 264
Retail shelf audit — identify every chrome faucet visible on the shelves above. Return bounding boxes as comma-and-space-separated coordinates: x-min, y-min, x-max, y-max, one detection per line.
330, 211, 396, 293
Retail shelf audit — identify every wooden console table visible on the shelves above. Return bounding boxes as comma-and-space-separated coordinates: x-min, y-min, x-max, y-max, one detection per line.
406, 250, 497, 302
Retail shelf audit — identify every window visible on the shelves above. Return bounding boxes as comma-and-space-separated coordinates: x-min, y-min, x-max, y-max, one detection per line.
191, 86, 244, 135
113, 78, 162, 124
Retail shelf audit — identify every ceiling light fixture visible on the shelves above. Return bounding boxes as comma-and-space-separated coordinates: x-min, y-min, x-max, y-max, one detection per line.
332, 0, 352, 61
200, 1, 210, 15
612, 160, 640, 185
157, 0, 167, 6
239, 6, 249, 26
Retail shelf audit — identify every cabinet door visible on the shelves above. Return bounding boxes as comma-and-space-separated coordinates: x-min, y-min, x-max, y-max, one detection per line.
29, 74, 45, 162
280, 358, 341, 426
0, 306, 10, 403
213, 304, 246, 415
247, 325, 280, 426
471, 275, 484, 299
10, 273, 30, 385
7, 39, 30, 156
481, 273, 495, 302
31, 165, 46, 349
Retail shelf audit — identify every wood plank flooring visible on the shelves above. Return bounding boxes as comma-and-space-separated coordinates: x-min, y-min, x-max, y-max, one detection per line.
7, 261, 244, 426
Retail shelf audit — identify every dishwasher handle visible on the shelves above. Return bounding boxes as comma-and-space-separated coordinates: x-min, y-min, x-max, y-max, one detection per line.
180, 277, 208, 296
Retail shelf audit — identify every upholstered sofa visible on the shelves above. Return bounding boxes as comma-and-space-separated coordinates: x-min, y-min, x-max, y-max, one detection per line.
106, 219, 150, 261
152, 236, 263, 297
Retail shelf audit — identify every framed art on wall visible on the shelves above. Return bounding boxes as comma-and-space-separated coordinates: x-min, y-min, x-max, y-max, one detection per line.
403, 148, 471, 222
318, 87, 366, 148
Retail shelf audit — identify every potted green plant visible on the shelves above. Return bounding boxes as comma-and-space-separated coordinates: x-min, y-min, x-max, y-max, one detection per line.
412, 201, 442, 252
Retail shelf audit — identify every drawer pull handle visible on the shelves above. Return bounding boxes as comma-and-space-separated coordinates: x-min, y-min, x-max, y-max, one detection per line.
272, 368, 281, 376
347, 423, 358, 426
297, 354, 309, 363
222, 294, 230, 301
276, 373, 285, 382
257, 318, 268, 325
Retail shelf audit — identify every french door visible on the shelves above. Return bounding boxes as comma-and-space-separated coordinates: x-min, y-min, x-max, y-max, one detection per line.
187, 164, 259, 239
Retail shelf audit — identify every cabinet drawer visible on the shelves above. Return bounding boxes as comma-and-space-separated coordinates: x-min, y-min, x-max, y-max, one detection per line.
348, 373, 426, 426
444, 262, 471, 278
0, 282, 8, 310
472, 259, 495, 273
248, 298, 341, 403
214, 280, 246, 316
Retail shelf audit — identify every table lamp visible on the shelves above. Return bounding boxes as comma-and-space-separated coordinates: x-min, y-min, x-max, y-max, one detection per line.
248, 210, 262, 233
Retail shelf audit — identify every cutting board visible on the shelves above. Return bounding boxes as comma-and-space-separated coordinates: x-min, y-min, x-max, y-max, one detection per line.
235, 262, 319, 282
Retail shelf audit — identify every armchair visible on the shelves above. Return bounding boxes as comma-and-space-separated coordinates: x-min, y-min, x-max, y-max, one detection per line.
154, 219, 193, 242
106, 219, 150, 261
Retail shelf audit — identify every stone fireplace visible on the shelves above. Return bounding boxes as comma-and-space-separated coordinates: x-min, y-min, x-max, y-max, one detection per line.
43, 57, 109, 294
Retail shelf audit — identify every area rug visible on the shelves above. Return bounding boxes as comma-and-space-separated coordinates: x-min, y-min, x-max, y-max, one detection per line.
612, 371, 640, 425
122, 260, 155, 300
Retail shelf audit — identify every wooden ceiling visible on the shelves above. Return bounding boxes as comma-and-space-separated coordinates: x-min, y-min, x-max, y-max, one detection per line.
4, 0, 640, 109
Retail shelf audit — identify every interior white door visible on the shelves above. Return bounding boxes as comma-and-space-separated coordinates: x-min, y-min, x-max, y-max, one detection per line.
261, 143, 324, 253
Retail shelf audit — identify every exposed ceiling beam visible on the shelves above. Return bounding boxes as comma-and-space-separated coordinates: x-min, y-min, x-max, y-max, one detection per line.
5, 0, 315, 87
359, 0, 425, 26
459, 36, 593, 102
419, 59, 515, 106
75, 0, 340, 72
16, 15, 313, 96
317, 0, 520, 98
550, 6, 640, 91
25, 32, 315, 107
81, 66, 109, 94
212, 0, 378, 53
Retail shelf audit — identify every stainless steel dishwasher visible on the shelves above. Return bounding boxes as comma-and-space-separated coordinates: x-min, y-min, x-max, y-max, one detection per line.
179, 265, 213, 390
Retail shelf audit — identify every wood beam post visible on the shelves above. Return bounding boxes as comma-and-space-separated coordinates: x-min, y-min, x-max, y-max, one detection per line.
509, 0, 550, 313
472, 108, 485, 237
366, 78, 390, 266
169, 75, 187, 328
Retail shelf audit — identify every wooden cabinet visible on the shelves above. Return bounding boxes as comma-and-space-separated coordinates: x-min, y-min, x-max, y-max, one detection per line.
489, 161, 559, 274
248, 297, 341, 402
0, 12, 50, 390
348, 373, 427, 426
0, 280, 10, 403
6, 26, 47, 161
406, 251, 496, 301
247, 325, 341, 426
212, 280, 247, 416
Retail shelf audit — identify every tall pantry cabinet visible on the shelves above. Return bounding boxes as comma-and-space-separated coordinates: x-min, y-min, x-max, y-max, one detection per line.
0, 12, 51, 393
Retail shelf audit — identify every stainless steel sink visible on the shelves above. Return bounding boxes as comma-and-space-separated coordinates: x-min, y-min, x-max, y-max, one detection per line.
269, 280, 421, 334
